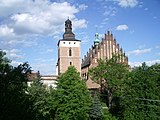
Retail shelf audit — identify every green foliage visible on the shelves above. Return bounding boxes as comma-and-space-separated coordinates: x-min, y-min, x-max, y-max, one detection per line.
122, 63, 160, 119
2, 48, 160, 120
90, 92, 103, 120
55, 66, 92, 120
89, 54, 129, 95
28, 79, 53, 120
102, 107, 117, 120
102, 113, 117, 120
89, 54, 129, 112
0, 50, 34, 120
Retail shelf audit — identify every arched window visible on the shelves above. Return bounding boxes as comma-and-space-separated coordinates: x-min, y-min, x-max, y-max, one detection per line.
70, 62, 72, 65
69, 48, 72, 56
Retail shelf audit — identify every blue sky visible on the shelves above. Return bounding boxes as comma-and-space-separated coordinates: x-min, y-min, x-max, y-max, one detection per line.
0, 0, 160, 75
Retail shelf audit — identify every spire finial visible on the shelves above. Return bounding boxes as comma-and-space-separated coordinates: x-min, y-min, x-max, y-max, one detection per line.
96, 26, 98, 33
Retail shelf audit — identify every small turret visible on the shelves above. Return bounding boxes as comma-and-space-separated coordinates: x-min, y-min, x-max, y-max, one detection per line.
94, 33, 100, 47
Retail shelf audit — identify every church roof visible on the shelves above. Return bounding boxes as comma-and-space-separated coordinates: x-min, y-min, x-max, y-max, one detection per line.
81, 57, 90, 68
86, 79, 100, 89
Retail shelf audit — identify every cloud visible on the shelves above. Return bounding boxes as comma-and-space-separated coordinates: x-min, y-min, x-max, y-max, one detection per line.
138, 1, 143, 8
153, 16, 157, 19
46, 49, 54, 53
8, 1, 86, 35
0, 33, 38, 48
156, 45, 160, 49
0, 0, 88, 48
97, 0, 138, 8
127, 48, 151, 56
138, 44, 146, 49
103, 6, 117, 17
129, 30, 134, 34
144, 8, 148, 11
34, 58, 55, 63
157, 53, 160, 56
146, 60, 160, 66
129, 59, 160, 67
31, 59, 56, 75
0, 0, 27, 18
73, 19, 87, 30
4, 49, 23, 60
11, 13, 51, 34
78, 4, 88, 11
11, 61, 23, 67
129, 61, 142, 67
0, 25, 15, 36
30, 56, 55, 74
115, 0, 138, 8
53, 35, 61, 40
116, 24, 128, 31
80, 35, 90, 44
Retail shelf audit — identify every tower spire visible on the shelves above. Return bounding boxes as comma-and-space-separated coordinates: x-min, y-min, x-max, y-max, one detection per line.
63, 18, 75, 39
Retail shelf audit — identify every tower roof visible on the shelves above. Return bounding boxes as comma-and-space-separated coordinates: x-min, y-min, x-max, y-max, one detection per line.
94, 33, 100, 46
63, 18, 75, 40
65, 18, 72, 24
58, 19, 81, 46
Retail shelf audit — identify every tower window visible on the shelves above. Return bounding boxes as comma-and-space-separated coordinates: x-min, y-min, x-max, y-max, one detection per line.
70, 62, 72, 65
69, 48, 72, 56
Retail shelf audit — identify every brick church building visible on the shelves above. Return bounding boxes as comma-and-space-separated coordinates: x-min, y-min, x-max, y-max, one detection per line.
28, 19, 128, 89
56, 19, 128, 90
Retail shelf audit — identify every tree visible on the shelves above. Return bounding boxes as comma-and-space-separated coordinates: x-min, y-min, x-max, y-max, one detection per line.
28, 79, 53, 120
90, 92, 103, 120
0, 50, 34, 120
89, 54, 129, 111
122, 63, 160, 120
55, 66, 92, 120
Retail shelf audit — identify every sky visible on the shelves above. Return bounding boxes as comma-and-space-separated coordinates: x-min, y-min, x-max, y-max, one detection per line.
0, 0, 160, 75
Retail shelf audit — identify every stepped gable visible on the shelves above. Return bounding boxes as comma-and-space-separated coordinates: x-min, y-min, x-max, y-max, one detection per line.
82, 31, 128, 69
81, 31, 128, 89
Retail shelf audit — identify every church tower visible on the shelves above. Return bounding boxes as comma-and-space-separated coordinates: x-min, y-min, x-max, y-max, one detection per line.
57, 19, 81, 75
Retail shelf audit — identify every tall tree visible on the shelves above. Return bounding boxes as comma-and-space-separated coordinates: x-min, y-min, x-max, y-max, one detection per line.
0, 50, 34, 120
89, 54, 129, 110
55, 66, 92, 120
90, 92, 103, 120
28, 79, 53, 120
122, 63, 160, 120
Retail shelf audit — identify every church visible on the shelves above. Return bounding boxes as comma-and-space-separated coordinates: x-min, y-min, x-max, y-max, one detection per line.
55, 18, 128, 90
28, 19, 128, 89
